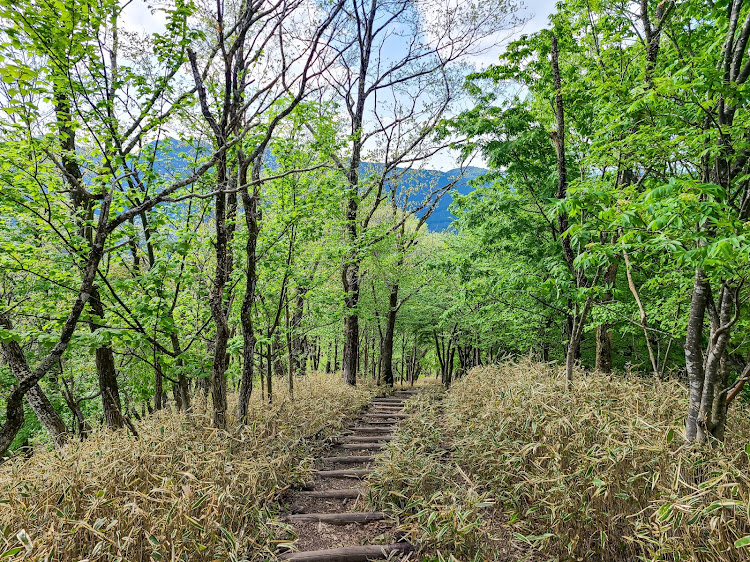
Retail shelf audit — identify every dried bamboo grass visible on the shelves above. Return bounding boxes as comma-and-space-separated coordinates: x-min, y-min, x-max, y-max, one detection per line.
0, 375, 374, 561
445, 359, 750, 561
370, 360, 750, 561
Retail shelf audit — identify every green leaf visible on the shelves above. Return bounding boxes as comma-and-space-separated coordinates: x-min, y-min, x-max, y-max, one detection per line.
734, 536, 750, 548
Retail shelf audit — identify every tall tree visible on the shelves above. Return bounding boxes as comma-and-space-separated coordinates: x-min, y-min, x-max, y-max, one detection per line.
327, 0, 520, 385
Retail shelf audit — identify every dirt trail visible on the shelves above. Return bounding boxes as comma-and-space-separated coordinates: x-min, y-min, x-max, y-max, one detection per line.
276, 388, 420, 561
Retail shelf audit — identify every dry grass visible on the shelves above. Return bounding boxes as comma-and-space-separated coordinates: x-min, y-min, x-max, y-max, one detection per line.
0, 375, 374, 561
369, 359, 750, 561
367, 387, 502, 562
447, 359, 750, 561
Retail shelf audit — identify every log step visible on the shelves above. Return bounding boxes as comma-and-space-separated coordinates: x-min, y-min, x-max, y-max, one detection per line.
339, 443, 385, 450
315, 468, 373, 478
344, 435, 394, 443
355, 420, 396, 426
364, 413, 408, 419
278, 542, 415, 561
318, 455, 375, 463
351, 425, 393, 433
369, 406, 403, 411
283, 512, 387, 525
299, 488, 363, 499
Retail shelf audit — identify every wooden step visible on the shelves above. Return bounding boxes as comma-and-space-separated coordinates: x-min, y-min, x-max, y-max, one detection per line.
315, 468, 373, 478
355, 420, 396, 426
369, 405, 403, 410
339, 443, 385, 450
318, 455, 375, 463
363, 413, 408, 419
344, 435, 394, 443
283, 512, 387, 525
278, 542, 415, 561
372, 400, 405, 405
299, 488, 363, 499
351, 425, 393, 433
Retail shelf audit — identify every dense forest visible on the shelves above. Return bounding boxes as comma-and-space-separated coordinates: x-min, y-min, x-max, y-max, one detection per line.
2, 0, 750, 560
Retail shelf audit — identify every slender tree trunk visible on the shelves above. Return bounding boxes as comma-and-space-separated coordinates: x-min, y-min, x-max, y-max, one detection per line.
154, 355, 164, 411
381, 284, 398, 387
208, 155, 232, 429
238, 158, 259, 422
291, 288, 307, 375
595, 262, 618, 373
685, 268, 709, 442
286, 301, 294, 397
622, 248, 659, 376
334, 338, 339, 372
88, 286, 125, 429
170, 333, 190, 412
266, 343, 273, 404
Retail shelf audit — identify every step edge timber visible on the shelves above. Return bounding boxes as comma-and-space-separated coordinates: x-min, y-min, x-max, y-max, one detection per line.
298, 488, 363, 498
282, 511, 388, 525
349, 426, 394, 432
315, 468, 373, 477
278, 542, 415, 561
318, 455, 375, 463
342, 436, 394, 443
368, 406, 404, 410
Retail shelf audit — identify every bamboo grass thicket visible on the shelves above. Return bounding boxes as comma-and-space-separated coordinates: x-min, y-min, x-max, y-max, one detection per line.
369, 359, 750, 561
0, 376, 375, 561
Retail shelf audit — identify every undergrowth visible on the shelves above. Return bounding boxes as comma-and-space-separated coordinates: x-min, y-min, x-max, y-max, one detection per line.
367, 386, 503, 561
0, 375, 374, 561
370, 359, 750, 561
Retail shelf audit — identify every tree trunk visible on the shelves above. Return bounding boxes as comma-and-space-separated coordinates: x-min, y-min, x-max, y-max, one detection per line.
208, 158, 231, 429
88, 286, 125, 429
595, 261, 618, 373
334, 338, 339, 372
154, 355, 164, 411
696, 284, 735, 442
343, 303, 359, 385
685, 268, 709, 442
266, 344, 273, 403
291, 288, 307, 376
238, 158, 259, 422
381, 285, 398, 387
0, 314, 69, 448
26, 383, 68, 447
171, 333, 190, 412
326, 342, 332, 373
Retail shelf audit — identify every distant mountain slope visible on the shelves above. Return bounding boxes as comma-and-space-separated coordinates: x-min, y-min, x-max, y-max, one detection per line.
145, 140, 486, 231
418, 166, 487, 231
356, 163, 488, 231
